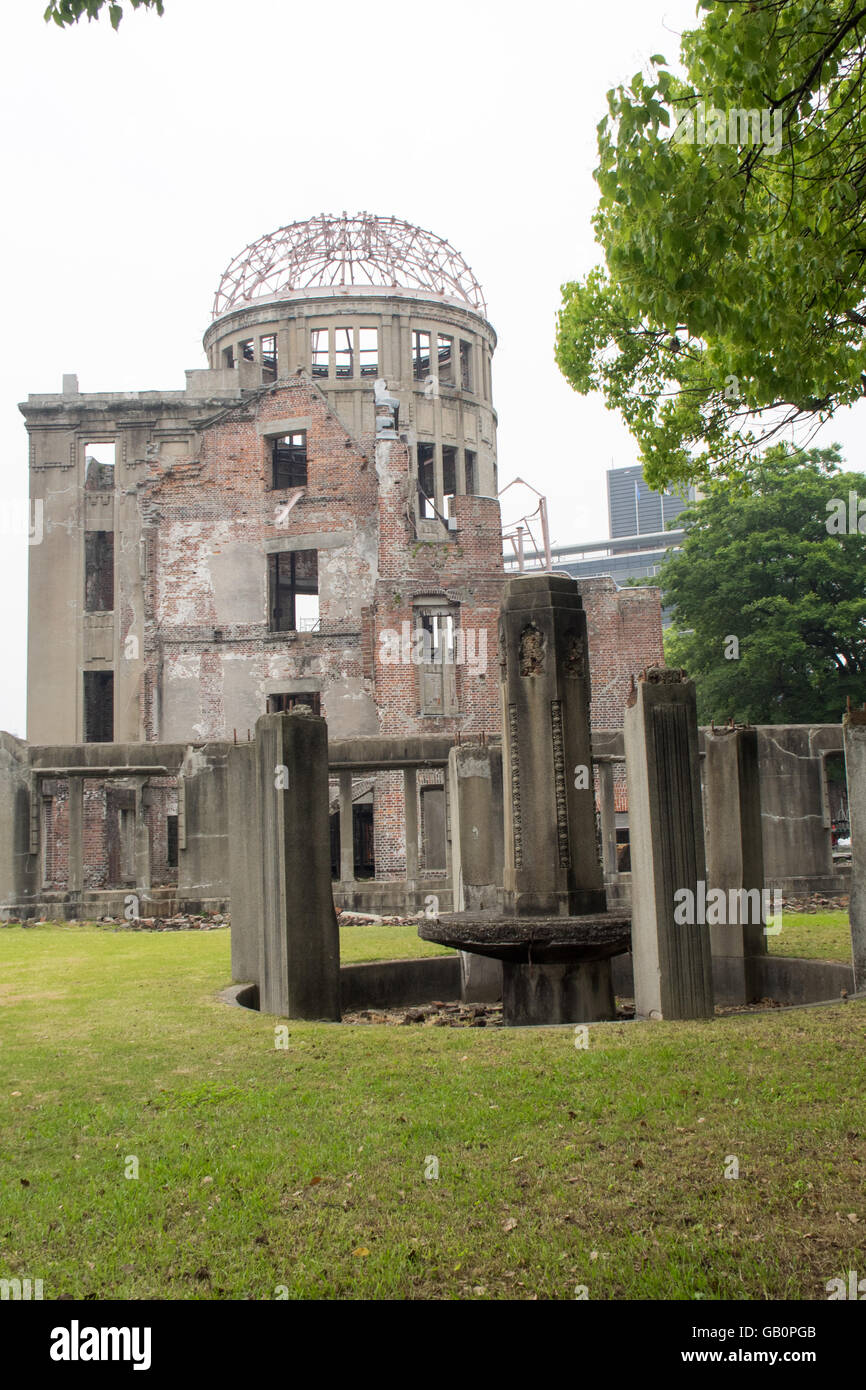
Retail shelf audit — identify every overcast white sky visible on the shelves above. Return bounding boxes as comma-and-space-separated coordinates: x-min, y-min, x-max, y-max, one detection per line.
1, 0, 862, 738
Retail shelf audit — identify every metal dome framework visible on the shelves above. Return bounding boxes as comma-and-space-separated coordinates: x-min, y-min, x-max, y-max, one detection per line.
212, 213, 487, 318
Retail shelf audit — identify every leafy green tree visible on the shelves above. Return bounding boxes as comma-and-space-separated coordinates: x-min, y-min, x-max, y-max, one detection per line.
556, 1, 866, 493
45, 0, 163, 28
660, 445, 866, 722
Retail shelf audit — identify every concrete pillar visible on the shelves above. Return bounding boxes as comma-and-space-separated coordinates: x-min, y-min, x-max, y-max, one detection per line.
256, 710, 340, 1020
447, 743, 503, 911
339, 770, 354, 886
447, 743, 503, 1002
227, 743, 260, 986
0, 733, 36, 916
500, 573, 605, 916
704, 727, 767, 1004
177, 745, 231, 906
134, 779, 151, 893
843, 710, 866, 990
68, 776, 83, 896
503, 959, 614, 1025
403, 767, 418, 905
598, 761, 617, 876
623, 668, 714, 1020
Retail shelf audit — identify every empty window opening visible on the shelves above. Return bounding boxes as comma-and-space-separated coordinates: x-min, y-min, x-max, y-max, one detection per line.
83, 440, 116, 492
311, 328, 329, 377
84, 530, 114, 612
437, 335, 453, 383
83, 670, 114, 743
417, 443, 436, 519
420, 610, 456, 665
261, 334, 277, 382
442, 446, 457, 515
330, 801, 375, 880
464, 449, 477, 495
358, 328, 378, 377
267, 691, 321, 715
421, 785, 447, 870
483, 350, 491, 400
166, 814, 179, 867
335, 327, 354, 378
240, 338, 255, 363
268, 550, 319, 632
413, 330, 431, 381
460, 340, 473, 391
826, 751, 850, 845
223, 345, 235, 369
416, 603, 459, 715
272, 431, 307, 489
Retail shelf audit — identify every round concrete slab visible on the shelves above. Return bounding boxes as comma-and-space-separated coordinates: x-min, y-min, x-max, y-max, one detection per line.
420, 910, 631, 964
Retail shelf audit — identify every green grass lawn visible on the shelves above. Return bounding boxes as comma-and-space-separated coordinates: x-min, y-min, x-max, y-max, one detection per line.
338, 921, 452, 963
1, 923, 864, 1300
767, 912, 852, 962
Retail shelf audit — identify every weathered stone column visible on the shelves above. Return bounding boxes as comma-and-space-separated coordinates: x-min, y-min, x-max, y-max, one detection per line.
500, 574, 605, 916
447, 743, 503, 1002
499, 573, 612, 1022
0, 733, 36, 918
704, 726, 766, 1004
68, 776, 83, 896
403, 767, 419, 906
598, 761, 617, 876
227, 742, 260, 986
843, 708, 866, 991
623, 668, 714, 1020
338, 771, 354, 886
256, 710, 340, 1020
134, 778, 152, 894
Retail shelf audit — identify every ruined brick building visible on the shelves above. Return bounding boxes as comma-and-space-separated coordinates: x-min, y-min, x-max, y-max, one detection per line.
15, 213, 663, 907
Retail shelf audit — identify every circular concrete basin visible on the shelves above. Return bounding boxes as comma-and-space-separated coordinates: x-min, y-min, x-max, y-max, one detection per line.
420, 910, 631, 965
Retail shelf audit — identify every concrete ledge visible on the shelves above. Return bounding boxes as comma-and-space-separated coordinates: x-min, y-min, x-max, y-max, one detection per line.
759, 954, 853, 1004
0, 892, 229, 922
612, 950, 855, 1006
339, 955, 460, 1011
770, 873, 850, 895
221, 982, 260, 1010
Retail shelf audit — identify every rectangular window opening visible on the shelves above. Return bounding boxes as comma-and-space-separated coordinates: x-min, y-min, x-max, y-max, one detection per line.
417, 443, 436, 520
261, 334, 277, 381
416, 604, 459, 715
84, 530, 114, 612
413, 330, 431, 381
83, 440, 116, 492
240, 338, 255, 363
267, 691, 322, 714
442, 445, 457, 514
311, 328, 329, 377
464, 449, 477, 495
83, 670, 114, 743
166, 814, 179, 868
460, 340, 473, 392
223, 346, 235, 369
268, 550, 319, 632
334, 327, 354, 379
271, 431, 307, 489
358, 327, 378, 377
437, 335, 453, 383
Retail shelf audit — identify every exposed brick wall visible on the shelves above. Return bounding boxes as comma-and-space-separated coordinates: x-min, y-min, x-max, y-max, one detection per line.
578, 578, 665, 731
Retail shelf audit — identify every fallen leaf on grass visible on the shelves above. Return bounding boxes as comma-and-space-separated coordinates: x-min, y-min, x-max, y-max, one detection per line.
352, 1247, 370, 1258
503, 1217, 517, 1233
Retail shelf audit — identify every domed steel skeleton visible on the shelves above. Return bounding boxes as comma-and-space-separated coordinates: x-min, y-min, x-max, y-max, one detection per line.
213, 212, 487, 318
